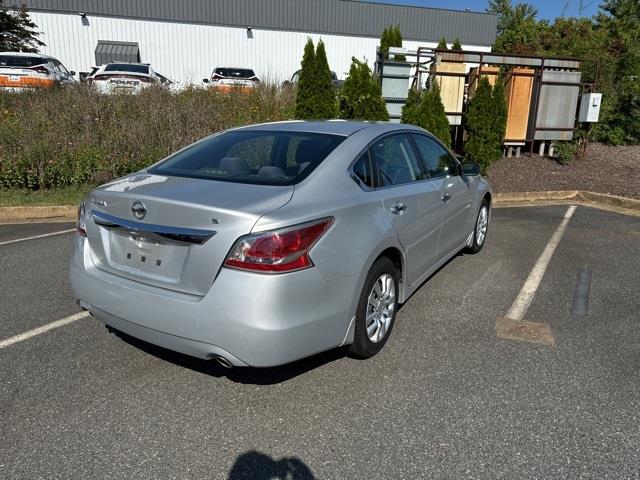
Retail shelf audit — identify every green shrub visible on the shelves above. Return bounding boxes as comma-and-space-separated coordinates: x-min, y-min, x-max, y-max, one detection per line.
401, 87, 421, 126
554, 141, 579, 166
294, 38, 337, 120
379, 25, 405, 61
0, 82, 295, 191
464, 77, 506, 172
452, 38, 463, 50
437, 38, 448, 50
401, 83, 451, 147
339, 58, 389, 121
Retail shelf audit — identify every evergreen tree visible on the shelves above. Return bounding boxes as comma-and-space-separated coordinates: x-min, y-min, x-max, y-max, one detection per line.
340, 58, 389, 121
294, 38, 337, 120
0, 0, 44, 52
379, 27, 392, 60
491, 79, 508, 144
437, 38, 448, 50
314, 40, 338, 118
401, 84, 451, 147
464, 77, 502, 171
392, 25, 406, 61
295, 39, 317, 119
401, 88, 422, 125
379, 25, 405, 61
423, 82, 451, 146
452, 38, 463, 50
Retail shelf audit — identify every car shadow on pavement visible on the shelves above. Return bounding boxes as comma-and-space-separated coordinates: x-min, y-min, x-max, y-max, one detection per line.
108, 326, 348, 385
228, 450, 316, 479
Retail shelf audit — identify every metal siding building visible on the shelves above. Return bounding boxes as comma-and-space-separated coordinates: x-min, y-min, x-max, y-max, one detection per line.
8, 0, 497, 83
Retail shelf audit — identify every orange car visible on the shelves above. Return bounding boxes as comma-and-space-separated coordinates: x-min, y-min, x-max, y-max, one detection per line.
0, 52, 77, 91
202, 67, 259, 92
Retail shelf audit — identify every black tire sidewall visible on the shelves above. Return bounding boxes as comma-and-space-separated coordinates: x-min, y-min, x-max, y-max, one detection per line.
349, 257, 399, 358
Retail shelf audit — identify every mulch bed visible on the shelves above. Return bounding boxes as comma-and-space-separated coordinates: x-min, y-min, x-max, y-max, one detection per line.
486, 143, 640, 200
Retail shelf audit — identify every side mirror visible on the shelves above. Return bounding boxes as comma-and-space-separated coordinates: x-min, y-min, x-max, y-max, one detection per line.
69, 71, 76, 76
461, 161, 481, 176
202, 78, 210, 84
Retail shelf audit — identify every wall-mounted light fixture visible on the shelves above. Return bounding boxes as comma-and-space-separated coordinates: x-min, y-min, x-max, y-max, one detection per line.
78, 12, 90, 26
246, 27, 254, 39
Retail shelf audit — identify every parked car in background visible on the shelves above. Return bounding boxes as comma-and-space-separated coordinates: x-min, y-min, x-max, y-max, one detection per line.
285, 69, 343, 87
0, 52, 76, 91
203, 67, 259, 91
87, 63, 172, 93
70, 121, 491, 368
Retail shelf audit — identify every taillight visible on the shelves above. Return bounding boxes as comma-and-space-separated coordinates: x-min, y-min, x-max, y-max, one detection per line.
29, 65, 49, 75
224, 218, 334, 273
211, 73, 223, 83
251, 77, 260, 84
77, 201, 87, 237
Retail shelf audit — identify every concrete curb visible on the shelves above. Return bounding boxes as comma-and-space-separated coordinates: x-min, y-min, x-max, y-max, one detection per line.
0, 205, 76, 224
494, 191, 640, 217
1, 190, 639, 223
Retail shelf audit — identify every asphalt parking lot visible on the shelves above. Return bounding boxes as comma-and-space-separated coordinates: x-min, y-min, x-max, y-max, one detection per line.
1, 205, 639, 479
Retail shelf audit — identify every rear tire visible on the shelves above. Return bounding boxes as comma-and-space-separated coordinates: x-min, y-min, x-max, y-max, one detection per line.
466, 198, 489, 254
349, 257, 399, 359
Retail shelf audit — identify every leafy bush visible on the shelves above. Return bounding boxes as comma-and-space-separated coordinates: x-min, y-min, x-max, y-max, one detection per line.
0, 83, 295, 190
437, 38, 448, 49
554, 141, 579, 166
452, 38, 463, 50
294, 38, 337, 120
464, 77, 507, 172
401, 83, 451, 147
339, 58, 389, 121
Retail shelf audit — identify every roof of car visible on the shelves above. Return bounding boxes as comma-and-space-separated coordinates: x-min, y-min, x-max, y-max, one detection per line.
0, 52, 56, 59
233, 120, 418, 136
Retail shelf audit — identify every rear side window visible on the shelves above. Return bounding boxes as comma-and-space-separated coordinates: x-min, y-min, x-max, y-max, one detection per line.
352, 152, 374, 188
105, 64, 149, 74
0, 55, 47, 67
149, 131, 345, 186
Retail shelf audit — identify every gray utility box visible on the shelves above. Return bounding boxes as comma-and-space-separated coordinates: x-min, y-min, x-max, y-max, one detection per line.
380, 57, 411, 123
532, 70, 582, 141
578, 93, 602, 122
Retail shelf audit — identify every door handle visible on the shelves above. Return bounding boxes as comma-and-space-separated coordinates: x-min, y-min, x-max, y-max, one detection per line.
390, 203, 407, 215
441, 192, 451, 203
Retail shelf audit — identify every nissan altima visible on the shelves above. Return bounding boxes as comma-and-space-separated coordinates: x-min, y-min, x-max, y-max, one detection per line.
70, 121, 491, 368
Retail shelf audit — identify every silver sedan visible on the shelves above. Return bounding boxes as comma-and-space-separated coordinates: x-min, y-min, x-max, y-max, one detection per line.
70, 121, 491, 367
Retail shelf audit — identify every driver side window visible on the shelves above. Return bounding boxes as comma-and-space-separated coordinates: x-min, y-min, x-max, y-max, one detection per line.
411, 134, 457, 179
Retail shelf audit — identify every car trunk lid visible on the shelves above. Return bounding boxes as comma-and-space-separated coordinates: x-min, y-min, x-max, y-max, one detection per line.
85, 173, 293, 296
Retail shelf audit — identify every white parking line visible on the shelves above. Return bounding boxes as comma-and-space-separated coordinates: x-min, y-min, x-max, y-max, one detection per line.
0, 311, 90, 349
0, 228, 75, 246
506, 205, 577, 321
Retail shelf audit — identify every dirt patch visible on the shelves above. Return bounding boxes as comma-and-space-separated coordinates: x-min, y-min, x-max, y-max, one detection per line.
486, 143, 640, 200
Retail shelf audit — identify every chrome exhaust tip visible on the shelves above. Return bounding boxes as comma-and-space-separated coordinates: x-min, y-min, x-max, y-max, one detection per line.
212, 355, 233, 369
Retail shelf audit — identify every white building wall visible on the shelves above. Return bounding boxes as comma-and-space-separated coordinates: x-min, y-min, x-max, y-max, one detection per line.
30, 11, 491, 84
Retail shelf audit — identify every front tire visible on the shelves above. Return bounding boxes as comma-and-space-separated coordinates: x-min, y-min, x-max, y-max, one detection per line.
466, 198, 489, 254
349, 257, 399, 359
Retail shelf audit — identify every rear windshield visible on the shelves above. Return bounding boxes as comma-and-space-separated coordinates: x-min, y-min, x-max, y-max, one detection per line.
0, 55, 47, 68
215, 68, 256, 78
105, 63, 149, 74
149, 131, 345, 185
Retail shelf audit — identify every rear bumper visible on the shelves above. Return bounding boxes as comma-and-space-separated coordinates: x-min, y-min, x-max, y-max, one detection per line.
70, 236, 359, 367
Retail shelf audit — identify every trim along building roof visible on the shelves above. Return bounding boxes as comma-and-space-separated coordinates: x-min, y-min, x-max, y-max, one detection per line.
10, 0, 497, 46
